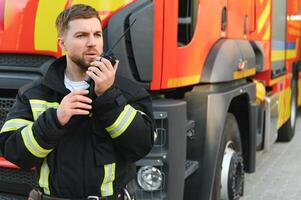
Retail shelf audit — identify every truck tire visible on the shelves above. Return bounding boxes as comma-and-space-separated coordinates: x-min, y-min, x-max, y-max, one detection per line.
212, 113, 244, 200
277, 76, 298, 142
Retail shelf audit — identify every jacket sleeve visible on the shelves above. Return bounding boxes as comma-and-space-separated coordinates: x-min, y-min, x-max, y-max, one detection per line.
0, 92, 65, 169
92, 85, 154, 163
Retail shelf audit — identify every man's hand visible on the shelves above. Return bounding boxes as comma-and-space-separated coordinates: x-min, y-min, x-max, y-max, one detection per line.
86, 57, 119, 96
57, 90, 92, 126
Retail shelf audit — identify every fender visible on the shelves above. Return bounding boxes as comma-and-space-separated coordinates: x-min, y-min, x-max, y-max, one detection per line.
201, 39, 262, 83
184, 80, 256, 200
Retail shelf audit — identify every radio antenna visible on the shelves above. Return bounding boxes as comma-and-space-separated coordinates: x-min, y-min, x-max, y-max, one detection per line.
105, 19, 137, 55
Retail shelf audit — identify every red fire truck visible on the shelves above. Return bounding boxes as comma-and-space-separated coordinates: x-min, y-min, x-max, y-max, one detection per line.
0, 0, 300, 199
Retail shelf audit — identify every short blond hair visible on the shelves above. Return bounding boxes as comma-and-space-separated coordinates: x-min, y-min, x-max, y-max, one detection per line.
56, 4, 101, 36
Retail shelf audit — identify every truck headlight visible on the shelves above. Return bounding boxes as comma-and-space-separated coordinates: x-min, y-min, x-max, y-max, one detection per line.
137, 166, 163, 191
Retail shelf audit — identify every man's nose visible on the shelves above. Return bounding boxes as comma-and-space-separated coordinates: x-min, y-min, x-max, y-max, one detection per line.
87, 35, 96, 46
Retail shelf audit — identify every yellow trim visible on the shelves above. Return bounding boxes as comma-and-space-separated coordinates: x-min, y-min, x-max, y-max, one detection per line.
268, 75, 286, 86
254, 80, 266, 103
100, 163, 116, 196
167, 75, 200, 88
105, 105, 137, 139
0, 118, 33, 133
29, 100, 59, 107
286, 38, 299, 60
21, 124, 53, 158
106, 105, 131, 132
277, 88, 291, 128
262, 24, 270, 40
258, 0, 271, 34
271, 50, 285, 62
39, 159, 51, 195
35, 1, 67, 51
272, 39, 298, 61
29, 100, 59, 120
233, 68, 256, 80
298, 80, 301, 106
72, 0, 127, 12
286, 49, 297, 60
111, 109, 136, 138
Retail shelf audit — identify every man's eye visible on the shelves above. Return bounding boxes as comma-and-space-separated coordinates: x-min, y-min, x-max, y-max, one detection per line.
76, 35, 84, 38
96, 33, 102, 38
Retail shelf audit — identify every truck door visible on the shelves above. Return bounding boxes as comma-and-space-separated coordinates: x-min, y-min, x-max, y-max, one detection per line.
271, 0, 287, 78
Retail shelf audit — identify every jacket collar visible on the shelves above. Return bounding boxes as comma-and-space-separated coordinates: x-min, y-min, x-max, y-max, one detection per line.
42, 56, 70, 95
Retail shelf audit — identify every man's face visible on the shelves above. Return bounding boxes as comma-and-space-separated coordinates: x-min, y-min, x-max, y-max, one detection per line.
59, 17, 103, 71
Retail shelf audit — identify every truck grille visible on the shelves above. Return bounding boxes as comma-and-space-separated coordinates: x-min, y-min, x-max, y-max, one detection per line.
0, 167, 34, 196
0, 98, 15, 129
0, 167, 34, 187
0, 193, 27, 200
0, 54, 54, 68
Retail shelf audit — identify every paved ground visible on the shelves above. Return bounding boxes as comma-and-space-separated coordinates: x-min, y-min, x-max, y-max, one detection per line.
242, 113, 301, 200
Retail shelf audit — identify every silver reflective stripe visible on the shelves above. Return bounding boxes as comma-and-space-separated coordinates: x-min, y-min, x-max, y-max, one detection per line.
21, 124, 53, 158
29, 100, 59, 108
29, 99, 59, 120
100, 163, 116, 196
106, 105, 137, 139
39, 159, 50, 195
0, 118, 33, 133
137, 110, 146, 115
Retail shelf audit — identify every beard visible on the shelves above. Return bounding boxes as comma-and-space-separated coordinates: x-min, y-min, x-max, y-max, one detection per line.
69, 55, 91, 72
68, 51, 100, 73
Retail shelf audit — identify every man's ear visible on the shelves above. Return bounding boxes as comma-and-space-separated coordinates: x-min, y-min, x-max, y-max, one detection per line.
58, 38, 66, 52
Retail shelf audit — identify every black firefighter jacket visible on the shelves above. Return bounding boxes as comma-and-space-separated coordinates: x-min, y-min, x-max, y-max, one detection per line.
0, 56, 154, 198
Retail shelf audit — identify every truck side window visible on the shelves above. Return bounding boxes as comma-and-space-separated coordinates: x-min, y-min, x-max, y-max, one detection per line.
178, 0, 198, 46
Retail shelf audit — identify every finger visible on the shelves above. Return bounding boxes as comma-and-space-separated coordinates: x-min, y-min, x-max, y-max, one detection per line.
95, 56, 102, 62
68, 90, 89, 97
71, 102, 92, 110
71, 109, 90, 116
90, 62, 109, 74
98, 61, 110, 73
87, 67, 106, 79
90, 60, 108, 72
69, 94, 92, 104
100, 57, 115, 72
86, 70, 104, 82
113, 60, 119, 72
90, 56, 102, 65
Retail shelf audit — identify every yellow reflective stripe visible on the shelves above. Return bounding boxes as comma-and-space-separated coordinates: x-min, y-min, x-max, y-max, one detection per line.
286, 38, 299, 60
105, 105, 137, 139
72, 0, 127, 11
258, 0, 271, 34
21, 124, 53, 158
100, 163, 116, 197
29, 100, 59, 120
0, 118, 33, 133
35, 0, 67, 51
106, 105, 131, 132
167, 75, 200, 88
277, 88, 291, 128
39, 159, 51, 195
262, 23, 270, 40
112, 109, 136, 138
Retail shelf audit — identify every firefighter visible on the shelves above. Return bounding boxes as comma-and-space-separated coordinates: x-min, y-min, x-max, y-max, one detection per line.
0, 4, 154, 200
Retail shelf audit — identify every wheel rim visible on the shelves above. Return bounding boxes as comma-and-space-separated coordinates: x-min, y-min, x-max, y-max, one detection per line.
221, 141, 244, 200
